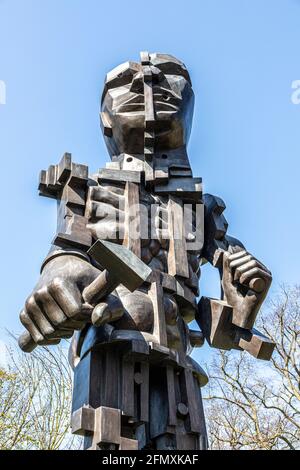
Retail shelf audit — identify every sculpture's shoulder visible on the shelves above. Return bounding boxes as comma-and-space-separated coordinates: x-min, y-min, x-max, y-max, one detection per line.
203, 193, 228, 244
202, 193, 245, 264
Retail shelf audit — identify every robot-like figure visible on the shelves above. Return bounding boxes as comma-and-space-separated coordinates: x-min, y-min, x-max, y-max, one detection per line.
19, 53, 274, 450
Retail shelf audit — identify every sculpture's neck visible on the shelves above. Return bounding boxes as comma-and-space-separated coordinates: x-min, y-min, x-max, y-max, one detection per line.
111, 145, 192, 176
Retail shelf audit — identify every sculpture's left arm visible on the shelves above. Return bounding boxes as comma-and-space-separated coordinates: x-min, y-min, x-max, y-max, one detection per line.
198, 194, 274, 359
220, 242, 272, 330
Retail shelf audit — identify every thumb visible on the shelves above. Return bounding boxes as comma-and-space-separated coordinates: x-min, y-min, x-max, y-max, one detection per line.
91, 294, 124, 326
18, 330, 36, 353
222, 251, 233, 288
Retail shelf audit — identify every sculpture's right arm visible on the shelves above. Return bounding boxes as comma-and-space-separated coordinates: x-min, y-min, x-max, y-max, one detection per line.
19, 249, 100, 349
19, 180, 126, 350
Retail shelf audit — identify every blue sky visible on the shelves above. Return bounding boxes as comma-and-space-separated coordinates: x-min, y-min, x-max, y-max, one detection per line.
0, 0, 299, 364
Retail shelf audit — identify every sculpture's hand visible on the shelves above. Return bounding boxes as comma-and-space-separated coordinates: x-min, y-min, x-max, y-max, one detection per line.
222, 249, 272, 329
19, 255, 123, 347
86, 184, 125, 241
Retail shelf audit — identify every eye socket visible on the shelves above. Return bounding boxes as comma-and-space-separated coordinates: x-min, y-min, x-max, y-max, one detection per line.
117, 73, 123, 78
127, 157, 133, 162
162, 93, 170, 101
161, 154, 168, 159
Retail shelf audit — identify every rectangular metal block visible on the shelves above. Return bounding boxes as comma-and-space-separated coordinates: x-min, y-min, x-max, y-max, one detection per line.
167, 197, 189, 278
154, 177, 202, 201
53, 228, 92, 251
166, 366, 177, 426
183, 369, 202, 434
105, 161, 121, 170
39, 169, 58, 199
87, 239, 152, 291
98, 168, 141, 183
122, 359, 135, 418
144, 130, 155, 146
196, 297, 235, 350
95, 406, 121, 444
161, 272, 177, 293
69, 162, 89, 185
144, 160, 154, 182
236, 328, 275, 360
46, 165, 57, 186
119, 437, 139, 450
149, 272, 168, 347
140, 362, 149, 422
71, 407, 95, 436
122, 155, 144, 172
169, 168, 193, 177
62, 184, 86, 208
123, 181, 141, 258
174, 281, 197, 322
57, 152, 72, 183
154, 168, 169, 182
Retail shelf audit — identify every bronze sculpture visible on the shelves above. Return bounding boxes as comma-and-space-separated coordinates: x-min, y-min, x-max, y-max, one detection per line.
18, 52, 274, 450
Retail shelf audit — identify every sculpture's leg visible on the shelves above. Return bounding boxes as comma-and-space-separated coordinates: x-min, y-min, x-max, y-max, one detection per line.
71, 340, 148, 449
149, 364, 208, 450
71, 335, 208, 450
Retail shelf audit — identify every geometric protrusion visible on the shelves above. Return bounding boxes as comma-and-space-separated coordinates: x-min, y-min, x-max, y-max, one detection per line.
119, 437, 139, 450
196, 297, 236, 350
71, 406, 95, 436
94, 406, 121, 445
87, 239, 152, 292
236, 328, 275, 361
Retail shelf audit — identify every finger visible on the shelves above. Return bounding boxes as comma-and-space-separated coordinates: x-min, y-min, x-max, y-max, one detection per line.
222, 251, 233, 283
20, 310, 44, 343
91, 303, 111, 326
239, 267, 272, 287
25, 296, 55, 337
230, 254, 272, 281
230, 254, 253, 270
34, 288, 68, 326
233, 259, 265, 282
92, 294, 124, 326
18, 330, 37, 353
228, 250, 247, 261
221, 251, 236, 299
48, 279, 83, 320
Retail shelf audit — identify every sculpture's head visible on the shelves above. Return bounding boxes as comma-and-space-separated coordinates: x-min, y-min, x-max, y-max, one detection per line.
100, 52, 194, 158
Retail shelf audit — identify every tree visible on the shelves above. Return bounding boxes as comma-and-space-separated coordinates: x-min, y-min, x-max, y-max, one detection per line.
0, 342, 79, 450
204, 285, 300, 450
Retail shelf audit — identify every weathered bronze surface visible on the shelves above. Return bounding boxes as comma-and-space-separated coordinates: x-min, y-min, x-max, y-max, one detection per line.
19, 52, 273, 450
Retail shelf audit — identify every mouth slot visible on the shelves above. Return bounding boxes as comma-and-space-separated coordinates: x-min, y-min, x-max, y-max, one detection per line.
117, 103, 145, 113
116, 93, 144, 113
154, 100, 178, 112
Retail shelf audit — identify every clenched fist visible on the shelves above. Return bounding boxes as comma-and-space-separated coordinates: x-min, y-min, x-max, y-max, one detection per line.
19, 255, 123, 350
222, 249, 272, 330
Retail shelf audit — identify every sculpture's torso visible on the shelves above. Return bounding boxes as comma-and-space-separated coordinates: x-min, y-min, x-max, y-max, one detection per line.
84, 172, 202, 353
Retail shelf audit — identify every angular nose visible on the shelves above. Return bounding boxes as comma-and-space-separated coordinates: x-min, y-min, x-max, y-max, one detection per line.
130, 72, 144, 94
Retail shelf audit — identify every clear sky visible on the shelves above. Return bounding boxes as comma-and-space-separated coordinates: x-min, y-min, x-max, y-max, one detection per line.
0, 0, 300, 363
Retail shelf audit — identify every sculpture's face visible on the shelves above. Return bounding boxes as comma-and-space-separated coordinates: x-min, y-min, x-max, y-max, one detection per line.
101, 53, 195, 157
